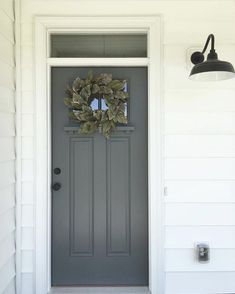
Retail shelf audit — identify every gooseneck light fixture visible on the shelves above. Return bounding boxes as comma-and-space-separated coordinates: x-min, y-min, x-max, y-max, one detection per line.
189, 34, 235, 81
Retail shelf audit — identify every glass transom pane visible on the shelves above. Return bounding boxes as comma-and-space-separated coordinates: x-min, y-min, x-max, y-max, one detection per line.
50, 34, 147, 58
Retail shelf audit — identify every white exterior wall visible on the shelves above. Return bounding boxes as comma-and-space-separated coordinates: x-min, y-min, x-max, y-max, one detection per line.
19, 0, 235, 293
0, 0, 16, 294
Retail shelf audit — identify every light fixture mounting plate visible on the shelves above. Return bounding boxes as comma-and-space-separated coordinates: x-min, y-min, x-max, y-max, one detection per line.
191, 51, 204, 65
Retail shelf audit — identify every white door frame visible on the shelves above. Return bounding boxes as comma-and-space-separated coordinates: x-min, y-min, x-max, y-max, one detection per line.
35, 16, 164, 294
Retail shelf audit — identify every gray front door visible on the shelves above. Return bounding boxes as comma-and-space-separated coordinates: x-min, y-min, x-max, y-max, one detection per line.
51, 67, 148, 286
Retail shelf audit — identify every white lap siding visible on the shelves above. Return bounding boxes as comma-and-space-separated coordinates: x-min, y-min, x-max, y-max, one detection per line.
0, 0, 16, 293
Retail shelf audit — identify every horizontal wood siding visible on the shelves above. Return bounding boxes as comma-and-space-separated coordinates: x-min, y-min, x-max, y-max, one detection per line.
20, 0, 235, 293
0, 257, 15, 294
0, 0, 15, 293
163, 4, 235, 291
163, 7, 235, 291
165, 272, 235, 294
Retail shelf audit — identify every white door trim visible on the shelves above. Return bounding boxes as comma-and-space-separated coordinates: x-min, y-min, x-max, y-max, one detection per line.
35, 16, 164, 294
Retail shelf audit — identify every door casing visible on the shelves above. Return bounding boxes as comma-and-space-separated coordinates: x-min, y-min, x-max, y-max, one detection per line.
34, 16, 164, 294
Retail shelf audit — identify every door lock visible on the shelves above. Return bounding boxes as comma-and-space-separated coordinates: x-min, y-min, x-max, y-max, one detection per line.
52, 182, 61, 191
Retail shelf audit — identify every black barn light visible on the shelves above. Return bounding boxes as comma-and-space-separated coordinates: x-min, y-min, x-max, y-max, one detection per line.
189, 34, 235, 81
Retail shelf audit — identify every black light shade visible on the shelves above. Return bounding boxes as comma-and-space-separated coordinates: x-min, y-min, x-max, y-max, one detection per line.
189, 34, 235, 81
190, 59, 235, 81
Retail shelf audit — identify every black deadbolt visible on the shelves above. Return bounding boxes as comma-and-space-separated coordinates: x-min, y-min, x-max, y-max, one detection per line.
54, 167, 61, 175
52, 183, 61, 191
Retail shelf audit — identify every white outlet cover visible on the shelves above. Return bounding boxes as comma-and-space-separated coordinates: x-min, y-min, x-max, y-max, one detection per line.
194, 242, 210, 263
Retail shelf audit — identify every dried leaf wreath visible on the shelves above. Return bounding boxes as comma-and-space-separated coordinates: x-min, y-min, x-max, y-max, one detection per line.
64, 71, 128, 138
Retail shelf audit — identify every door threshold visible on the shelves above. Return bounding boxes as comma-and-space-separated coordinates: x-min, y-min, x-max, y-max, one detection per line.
49, 286, 150, 294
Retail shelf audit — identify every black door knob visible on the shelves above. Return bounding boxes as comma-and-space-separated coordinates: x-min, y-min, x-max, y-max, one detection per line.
52, 183, 61, 191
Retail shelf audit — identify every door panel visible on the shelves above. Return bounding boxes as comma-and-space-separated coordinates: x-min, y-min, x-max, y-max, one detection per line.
107, 137, 130, 256
51, 67, 148, 286
70, 137, 94, 257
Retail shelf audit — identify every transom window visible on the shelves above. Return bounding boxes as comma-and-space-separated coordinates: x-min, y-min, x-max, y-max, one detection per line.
50, 34, 147, 58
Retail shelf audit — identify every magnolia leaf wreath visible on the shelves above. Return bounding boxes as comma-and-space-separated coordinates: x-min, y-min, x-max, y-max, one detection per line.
64, 71, 128, 138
